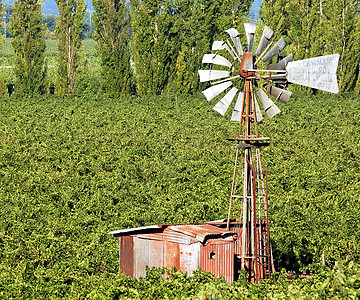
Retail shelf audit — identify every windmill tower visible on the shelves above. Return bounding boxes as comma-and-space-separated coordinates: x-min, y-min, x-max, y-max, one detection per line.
198, 24, 339, 282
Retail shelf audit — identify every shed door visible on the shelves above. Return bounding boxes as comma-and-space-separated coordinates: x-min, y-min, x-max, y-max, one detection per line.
179, 243, 200, 275
133, 237, 164, 278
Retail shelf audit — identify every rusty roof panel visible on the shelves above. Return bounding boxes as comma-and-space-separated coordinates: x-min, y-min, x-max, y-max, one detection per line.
163, 229, 198, 245
169, 224, 236, 243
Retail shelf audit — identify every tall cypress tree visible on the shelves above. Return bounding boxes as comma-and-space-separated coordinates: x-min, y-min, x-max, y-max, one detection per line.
55, 0, 86, 95
130, 0, 178, 96
322, 0, 360, 92
93, 0, 134, 96
261, 0, 360, 93
9, 0, 47, 95
0, 2, 4, 46
130, 0, 254, 96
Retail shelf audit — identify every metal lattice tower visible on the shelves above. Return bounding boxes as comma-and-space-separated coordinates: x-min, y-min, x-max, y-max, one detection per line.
225, 72, 272, 282
198, 23, 339, 282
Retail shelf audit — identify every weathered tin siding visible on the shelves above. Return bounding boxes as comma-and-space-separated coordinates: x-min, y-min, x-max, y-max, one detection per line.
114, 223, 242, 282
200, 241, 235, 283
119, 236, 134, 277
164, 241, 180, 270
179, 243, 200, 275
133, 237, 164, 277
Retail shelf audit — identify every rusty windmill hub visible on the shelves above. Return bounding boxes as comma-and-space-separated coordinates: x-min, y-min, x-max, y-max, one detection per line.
198, 23, 339, 283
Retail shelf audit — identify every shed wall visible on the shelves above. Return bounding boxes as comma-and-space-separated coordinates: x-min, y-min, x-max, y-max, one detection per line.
133, 237, 164, 278
119, 236, 134, 277
164, 241, 180, 270
179, 243, 200, 275
200, 241, 235, 283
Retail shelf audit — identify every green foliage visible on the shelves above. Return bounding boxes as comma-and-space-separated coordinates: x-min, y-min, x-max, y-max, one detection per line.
55, 0, 86, 95
261, 0, 360, 93
129, 0, 178, 96
321, 0, 360, 92
130, 0, 254, 96
0, 70, 8, 96
9, 0, 47, 95
0, 92, 359, 297
42, 14, 57, 33
93, 0, 134, 97
170, 0, 254, 94
0, 38, 14, 66
0, 2, 4, 45
73, 58, 101, 96
261, 92, 360, 269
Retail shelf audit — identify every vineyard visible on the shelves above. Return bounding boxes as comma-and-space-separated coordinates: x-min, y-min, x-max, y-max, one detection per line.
0, 91, 359, 298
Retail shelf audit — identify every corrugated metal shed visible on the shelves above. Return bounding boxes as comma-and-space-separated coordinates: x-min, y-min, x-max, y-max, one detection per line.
109, 222, 242, 283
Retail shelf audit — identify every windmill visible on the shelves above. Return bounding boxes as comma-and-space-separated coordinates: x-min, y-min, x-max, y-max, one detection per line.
198, 23, 339, 282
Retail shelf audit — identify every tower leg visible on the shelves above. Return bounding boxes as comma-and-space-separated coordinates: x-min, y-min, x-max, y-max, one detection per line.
229, 145, 271, 282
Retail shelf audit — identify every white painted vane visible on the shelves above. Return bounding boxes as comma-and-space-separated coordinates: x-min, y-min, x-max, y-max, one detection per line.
286, 54, 340, 93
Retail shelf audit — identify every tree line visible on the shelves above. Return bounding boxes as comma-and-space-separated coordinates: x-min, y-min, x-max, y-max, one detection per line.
0, 5, 94, 39
1, 0, 359, 97
261, 0, 360, 93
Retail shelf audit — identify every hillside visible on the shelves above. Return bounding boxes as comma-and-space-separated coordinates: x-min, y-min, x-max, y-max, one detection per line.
0, 92, 359, 297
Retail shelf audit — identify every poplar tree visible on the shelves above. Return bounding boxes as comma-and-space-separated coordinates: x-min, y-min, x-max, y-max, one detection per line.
130, 0, 179, 96
172, 0, 226, 94
55, 0, 86, 95
0, 3, 4, 46
260, 0, 291, 39
9, 0, 47, 95
93, 0, 133, 96
322, 0, 360, 92
261, 0, 320, 61
261, 0, 360, 93
286, 0, 322, 60
130, 0, 254, 96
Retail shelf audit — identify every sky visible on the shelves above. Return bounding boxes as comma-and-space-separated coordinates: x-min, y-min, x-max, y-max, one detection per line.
249, 0, 263, 21
4, 0, 262, 18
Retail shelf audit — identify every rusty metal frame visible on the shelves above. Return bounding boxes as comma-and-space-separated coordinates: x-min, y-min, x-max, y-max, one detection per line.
227, 65, 272, 282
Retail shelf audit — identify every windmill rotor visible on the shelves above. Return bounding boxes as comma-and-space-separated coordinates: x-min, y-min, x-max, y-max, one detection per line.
198, 24, 340, 122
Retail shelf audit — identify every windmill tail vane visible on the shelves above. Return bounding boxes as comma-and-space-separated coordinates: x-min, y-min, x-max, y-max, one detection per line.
198, 23, 339, 283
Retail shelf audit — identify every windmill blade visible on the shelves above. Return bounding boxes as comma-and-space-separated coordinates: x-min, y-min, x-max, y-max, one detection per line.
212, 41, 236, 60
202, 81, 233, 102
202, 54, 232, 68
254, 95, 263, 122
257, 88, 281, 118
213, 87, 238, 116
231, 92, 244, 121
255, 26, 274, 57
267, 74, 287, 85
198, 70, 230, 82
286, 54, 339, 93
264, 85, 292, 103
267, 53, 293, 70
262, 37, 286, 62
244, 23, 256, 52
225, 28, 243, 56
